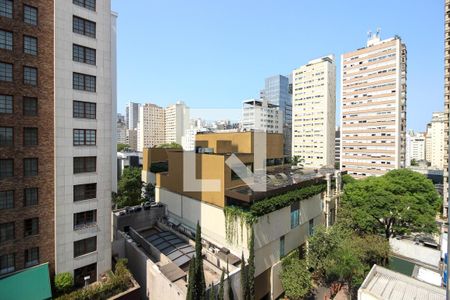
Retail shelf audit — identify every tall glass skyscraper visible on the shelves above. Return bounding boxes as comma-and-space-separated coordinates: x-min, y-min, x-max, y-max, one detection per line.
261, 75, 292, 157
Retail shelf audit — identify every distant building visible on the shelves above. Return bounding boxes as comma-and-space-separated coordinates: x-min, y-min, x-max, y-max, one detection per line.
340, 33, 407, 178
426, 123, 433, 163
335, 127, 341, 168
117, 113, 125, 123
444, 0, 450, 215
241, 99, 283, 133
127, 129, 138, 151
165, 101, 190, 144
261, 75, 292, 156
405, 130, 426, 166
117, 121, 128, 145
426, 112, 446, 169
126, 101, 140, 130
137, 103, 165, 151
292, 55, 336, 169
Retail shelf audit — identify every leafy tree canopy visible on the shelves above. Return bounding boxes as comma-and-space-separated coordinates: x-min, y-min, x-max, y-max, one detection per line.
117, 143, 129, 152
114, 167, 144, 208
157, 142, 183, 149
280, 257, 313, 300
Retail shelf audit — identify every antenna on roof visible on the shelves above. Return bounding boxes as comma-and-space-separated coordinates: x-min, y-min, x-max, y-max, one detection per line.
376, 27, 381, 38
367, 30, 372, 39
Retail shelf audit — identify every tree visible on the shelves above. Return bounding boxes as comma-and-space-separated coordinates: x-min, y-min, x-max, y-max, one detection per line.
144, 182, 155, 200
157, 142, 183, 149
240, 253, 248, 300
280, 258, 313, 300
117, 143, 129, 152
352, 235, 389, 267
209, 284, 215, 300
339, 169, 440, 239
54, 272, 73, 294
194, 221, 206, 299
226, 260, 234, 300
187, 259, 196, 300
218, 270, 225, 300
291, 156, 304, 168
247, 228, 255, 300
114, 167, 144, 208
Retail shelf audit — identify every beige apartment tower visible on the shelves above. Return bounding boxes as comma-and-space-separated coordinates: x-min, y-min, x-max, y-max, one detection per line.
137, 103, 165, 151
292, 55, 336, 168
340, 33, 407, 178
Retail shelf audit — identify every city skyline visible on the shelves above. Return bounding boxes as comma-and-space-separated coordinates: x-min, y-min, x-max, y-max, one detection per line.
112, 0, 444, 132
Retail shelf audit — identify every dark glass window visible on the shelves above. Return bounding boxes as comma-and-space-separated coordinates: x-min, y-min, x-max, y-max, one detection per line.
23, 66, 37, 86
0, 30, 12, 50
73, 101, 96, 119
73, 183, 96, 201
23, 158, 38, 177
0, 0, 13, 18
23, 35, 37, 55
0, 222, 14, 242
74, 210, 96, 230
23, 127, 38, 146
0, 127, 13, 146
73, 0, 96, 11
74, 157, 96, 174
24, 188, 38, 206
0, 190, 13, 209
280, 235, 285, 258
23, 5, 38, 25
290, 201, 300, 229
73, 16, 96, 38
73, 73, 96, 92
0, 253, 14, 274
24, 218, 38, 236
0, 159, 13, 179
0, 62, 12, 82
74, 236, 96, 257
308, 219, 314, 236
73, 129, 96, 146
73, 44, 96, 65
74, 263, 96, 287
0, 95, 12, 113
24, 247, 39, 267
23, 97, 37, 116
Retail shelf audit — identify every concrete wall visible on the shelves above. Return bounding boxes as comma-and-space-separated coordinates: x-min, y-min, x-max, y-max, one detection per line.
112, 207, 165, 239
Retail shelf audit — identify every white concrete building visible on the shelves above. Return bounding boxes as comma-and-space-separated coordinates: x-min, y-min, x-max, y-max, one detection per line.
292, 55, 336, 169
117, 121, 127, 145
54, 0, 116, 283
137, 103, 165, 151
335, 127, 340, 168
405, 131, 426, 166
427, 112, 446, 169
241, 99, 283, 133
165, 101, 190, 144
126, 101, 140, 130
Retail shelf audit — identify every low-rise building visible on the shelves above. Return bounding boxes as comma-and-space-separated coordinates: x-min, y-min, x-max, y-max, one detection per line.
241, 99, 283, 134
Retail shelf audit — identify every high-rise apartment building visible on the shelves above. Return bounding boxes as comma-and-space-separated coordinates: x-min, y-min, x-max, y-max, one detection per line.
0, 0, 116, 286
335, 127, 341, 168
340, 33, 407, 178
405, 131, 426, 166
443, 0, 450, 214
127, 129, 138, 151
292, 55, 336, 169
426, 112, 446, 169
164, 101, 189, 145
137, 103, 165, 151
261, 75, 292, 156
426, 124, 433, 163
241, 99, 283, 133
117, 121, 127, 145
126, 101, 140, 130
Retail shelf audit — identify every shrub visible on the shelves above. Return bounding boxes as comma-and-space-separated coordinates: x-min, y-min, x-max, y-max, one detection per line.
55, 272, 73, 294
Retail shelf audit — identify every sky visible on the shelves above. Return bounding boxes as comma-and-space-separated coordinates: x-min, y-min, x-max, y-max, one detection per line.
112, 0, 444, 132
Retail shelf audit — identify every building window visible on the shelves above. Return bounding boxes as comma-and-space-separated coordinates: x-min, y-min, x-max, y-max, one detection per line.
24, 218, 38, 237
74, 210, 97, 230
74, 263, 96, 287
23, 127, 38, 146
23, 66, 37, 86
74, 183, 96, 201
23, 97, 37, 116
23, 35, 37, 55
24, 247, 39, 267
73, 44, 96, 65
0, 190, 13, 209
280, 235, 285, 258
73, 72, 96, 92
74, 236, 97, 257
23, 158, 38, 177
73, 16, 96, 38
0, 0, 13, 18
290, 201, 300, 229
73, 101, 96, 119
0, 253, 14, 274
24, 188, 38, 206
73, 0, 96, 11
0, 30, 12, 50
74, 157, 96, 174
0, 95, 12, 113
0, 127, 13, 146
0, 222, 14, 243
0, 159, 13, 179
23, 5, 38, 25
308, 219, 314, 236
73, 129, 96, 146
0, 62, 13, 82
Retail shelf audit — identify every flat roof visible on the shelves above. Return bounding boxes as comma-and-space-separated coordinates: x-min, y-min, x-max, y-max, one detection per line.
0, 263, 52, 300
359, 265, 445, 300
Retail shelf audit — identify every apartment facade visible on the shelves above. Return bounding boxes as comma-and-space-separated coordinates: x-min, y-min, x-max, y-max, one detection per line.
241, 99, 283, 133
335, 127, 341, 168
0, 0, 116, 285
292, 55, 336, 169
137, 103, 165, 151
444, 0, 450, 213
126, 101, 140, 130
164, 101, 189, 145
405, 131, 426, 166
426, 112, 446, 169
340, 34, 407, 178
